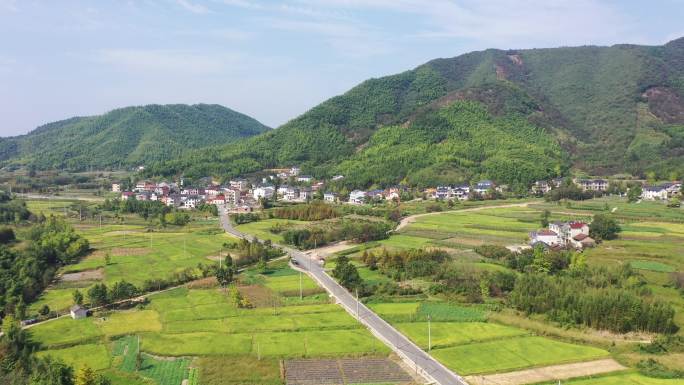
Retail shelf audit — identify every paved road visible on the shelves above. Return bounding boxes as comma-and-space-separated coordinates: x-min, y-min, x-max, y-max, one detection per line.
219, 207, 468, 385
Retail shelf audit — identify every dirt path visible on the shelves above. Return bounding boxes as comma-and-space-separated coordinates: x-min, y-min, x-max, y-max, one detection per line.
395, 202, 533, 232
464, 358, 626, 385
305, 241, 356, 259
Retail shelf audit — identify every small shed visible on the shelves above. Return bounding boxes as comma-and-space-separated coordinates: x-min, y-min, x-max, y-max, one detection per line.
70, 305, 87, 320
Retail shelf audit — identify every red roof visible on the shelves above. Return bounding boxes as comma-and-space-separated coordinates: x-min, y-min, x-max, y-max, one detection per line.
573, 233, 588, 241
569, 222, 586, 229
537, 229, 557, 236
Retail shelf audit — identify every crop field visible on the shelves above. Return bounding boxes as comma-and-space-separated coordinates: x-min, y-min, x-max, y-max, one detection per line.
31, 262, 391, 384
368, 300, 610, 376
28, 213, 237, 313
430, 336, 609, 375
367, 301, 488, 323
235, 219, 307, 243
395, 322, 528, 349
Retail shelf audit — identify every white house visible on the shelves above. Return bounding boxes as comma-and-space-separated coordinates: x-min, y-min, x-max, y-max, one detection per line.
299, 187, 312, 201
642, 185, 669, 200
165, 194, 181, 207
474, 180, 494, 194
70, 305, 87, 320
111, 183, 121, 192
252, 186, 275, 200
348, 190, 367, 205
229, 179, 249, 191
529, 229, 561, 247
283, 187, 299, 201
324, 192, 338, 203
576, 179, 608, 192
532, 221, 595, 249
297, 175, 313, 183
290, 167, 301, 176
183, 196, 201, 209
223, 188, 239, 203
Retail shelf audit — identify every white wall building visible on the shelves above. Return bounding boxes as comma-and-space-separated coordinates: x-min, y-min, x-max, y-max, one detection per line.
252, 186, 275, 200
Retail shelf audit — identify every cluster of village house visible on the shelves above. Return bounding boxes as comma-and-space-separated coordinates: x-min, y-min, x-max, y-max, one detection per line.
112, 165, 682, 213
530, 178, 681, 201
529, 221, 595, 250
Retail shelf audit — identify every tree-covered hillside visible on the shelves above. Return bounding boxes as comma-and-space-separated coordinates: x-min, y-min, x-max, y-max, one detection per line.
147, 38, 684, 186
0, 104, 270, 170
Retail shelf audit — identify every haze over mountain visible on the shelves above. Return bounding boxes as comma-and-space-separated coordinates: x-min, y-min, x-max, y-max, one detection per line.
147, 37, 684, 189
0, 104, 270, 170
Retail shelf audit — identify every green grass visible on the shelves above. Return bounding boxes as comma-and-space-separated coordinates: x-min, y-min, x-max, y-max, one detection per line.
431, 336, 609, 375
112, 336, 139, 372
629, 260, 676, 273
235, 219, 307, 243
263, 273, 320, 295
417, 302, 488, 322
395, 322, 528, 349
138, 354, 190, 385
368, 302, 421, 318
141, 332, 253, 356
96, 310, 162, 337
29, 288, 78, 314
36, 344, 110, 371
198, 357, 282, 385
539, 372, 684, 385
29, 317, 103, 348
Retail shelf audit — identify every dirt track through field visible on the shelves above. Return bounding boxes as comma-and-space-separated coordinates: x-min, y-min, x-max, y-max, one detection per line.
464, 358, 625, 385
396, 202, 532, 232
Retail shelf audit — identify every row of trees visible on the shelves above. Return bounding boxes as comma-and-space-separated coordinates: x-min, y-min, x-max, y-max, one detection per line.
269, 202, 339, 221
361, 248, 449, 280
279, 219, 392, 249
510, 273, 677, 333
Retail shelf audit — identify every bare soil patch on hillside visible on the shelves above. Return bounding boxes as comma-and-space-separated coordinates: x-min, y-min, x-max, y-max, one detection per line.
60, 268, 104, 282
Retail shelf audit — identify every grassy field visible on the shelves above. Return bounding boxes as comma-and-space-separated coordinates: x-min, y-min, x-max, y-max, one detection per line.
31, 261, 389, 384
27, 208, 238, 313
235, 219, 307, 243
431, 336, 609, 375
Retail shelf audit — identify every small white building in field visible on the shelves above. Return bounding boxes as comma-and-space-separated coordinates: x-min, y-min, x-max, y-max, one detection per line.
111, 183, 121, 192
70, 305, 87, 320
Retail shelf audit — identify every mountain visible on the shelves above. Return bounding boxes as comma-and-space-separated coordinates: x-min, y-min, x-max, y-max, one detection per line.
0, 104, 270, 170
149, 37, 684, 189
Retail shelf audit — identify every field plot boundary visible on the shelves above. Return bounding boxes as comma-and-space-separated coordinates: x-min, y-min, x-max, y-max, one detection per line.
464, 358, 626, 385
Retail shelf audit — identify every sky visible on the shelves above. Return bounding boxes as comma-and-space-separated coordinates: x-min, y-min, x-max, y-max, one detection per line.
1, 0, 683, 136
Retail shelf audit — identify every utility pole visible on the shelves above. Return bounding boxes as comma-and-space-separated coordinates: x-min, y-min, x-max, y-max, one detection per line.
428, 314, 432, 351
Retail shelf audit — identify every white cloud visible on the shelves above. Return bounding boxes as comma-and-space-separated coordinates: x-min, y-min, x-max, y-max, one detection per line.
94, 49, 243, 74
292, 0, 636, 48
176, 0, 210, 14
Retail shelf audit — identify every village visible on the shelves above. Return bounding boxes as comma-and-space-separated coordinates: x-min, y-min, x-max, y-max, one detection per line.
113, 166, 682, 215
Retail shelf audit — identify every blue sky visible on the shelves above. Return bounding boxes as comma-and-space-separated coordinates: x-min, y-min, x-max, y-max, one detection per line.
1, 0, 683, 136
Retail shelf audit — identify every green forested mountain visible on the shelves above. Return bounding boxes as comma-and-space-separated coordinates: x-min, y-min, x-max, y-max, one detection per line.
147, 37, 684, 188
0, 104, 270, 170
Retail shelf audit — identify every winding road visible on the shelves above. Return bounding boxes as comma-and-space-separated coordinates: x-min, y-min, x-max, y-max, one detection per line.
219, 206, 469, 385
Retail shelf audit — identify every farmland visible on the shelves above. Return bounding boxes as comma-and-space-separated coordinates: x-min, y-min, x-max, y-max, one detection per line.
29, 261, 390, 385
27, 198, 237, 314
